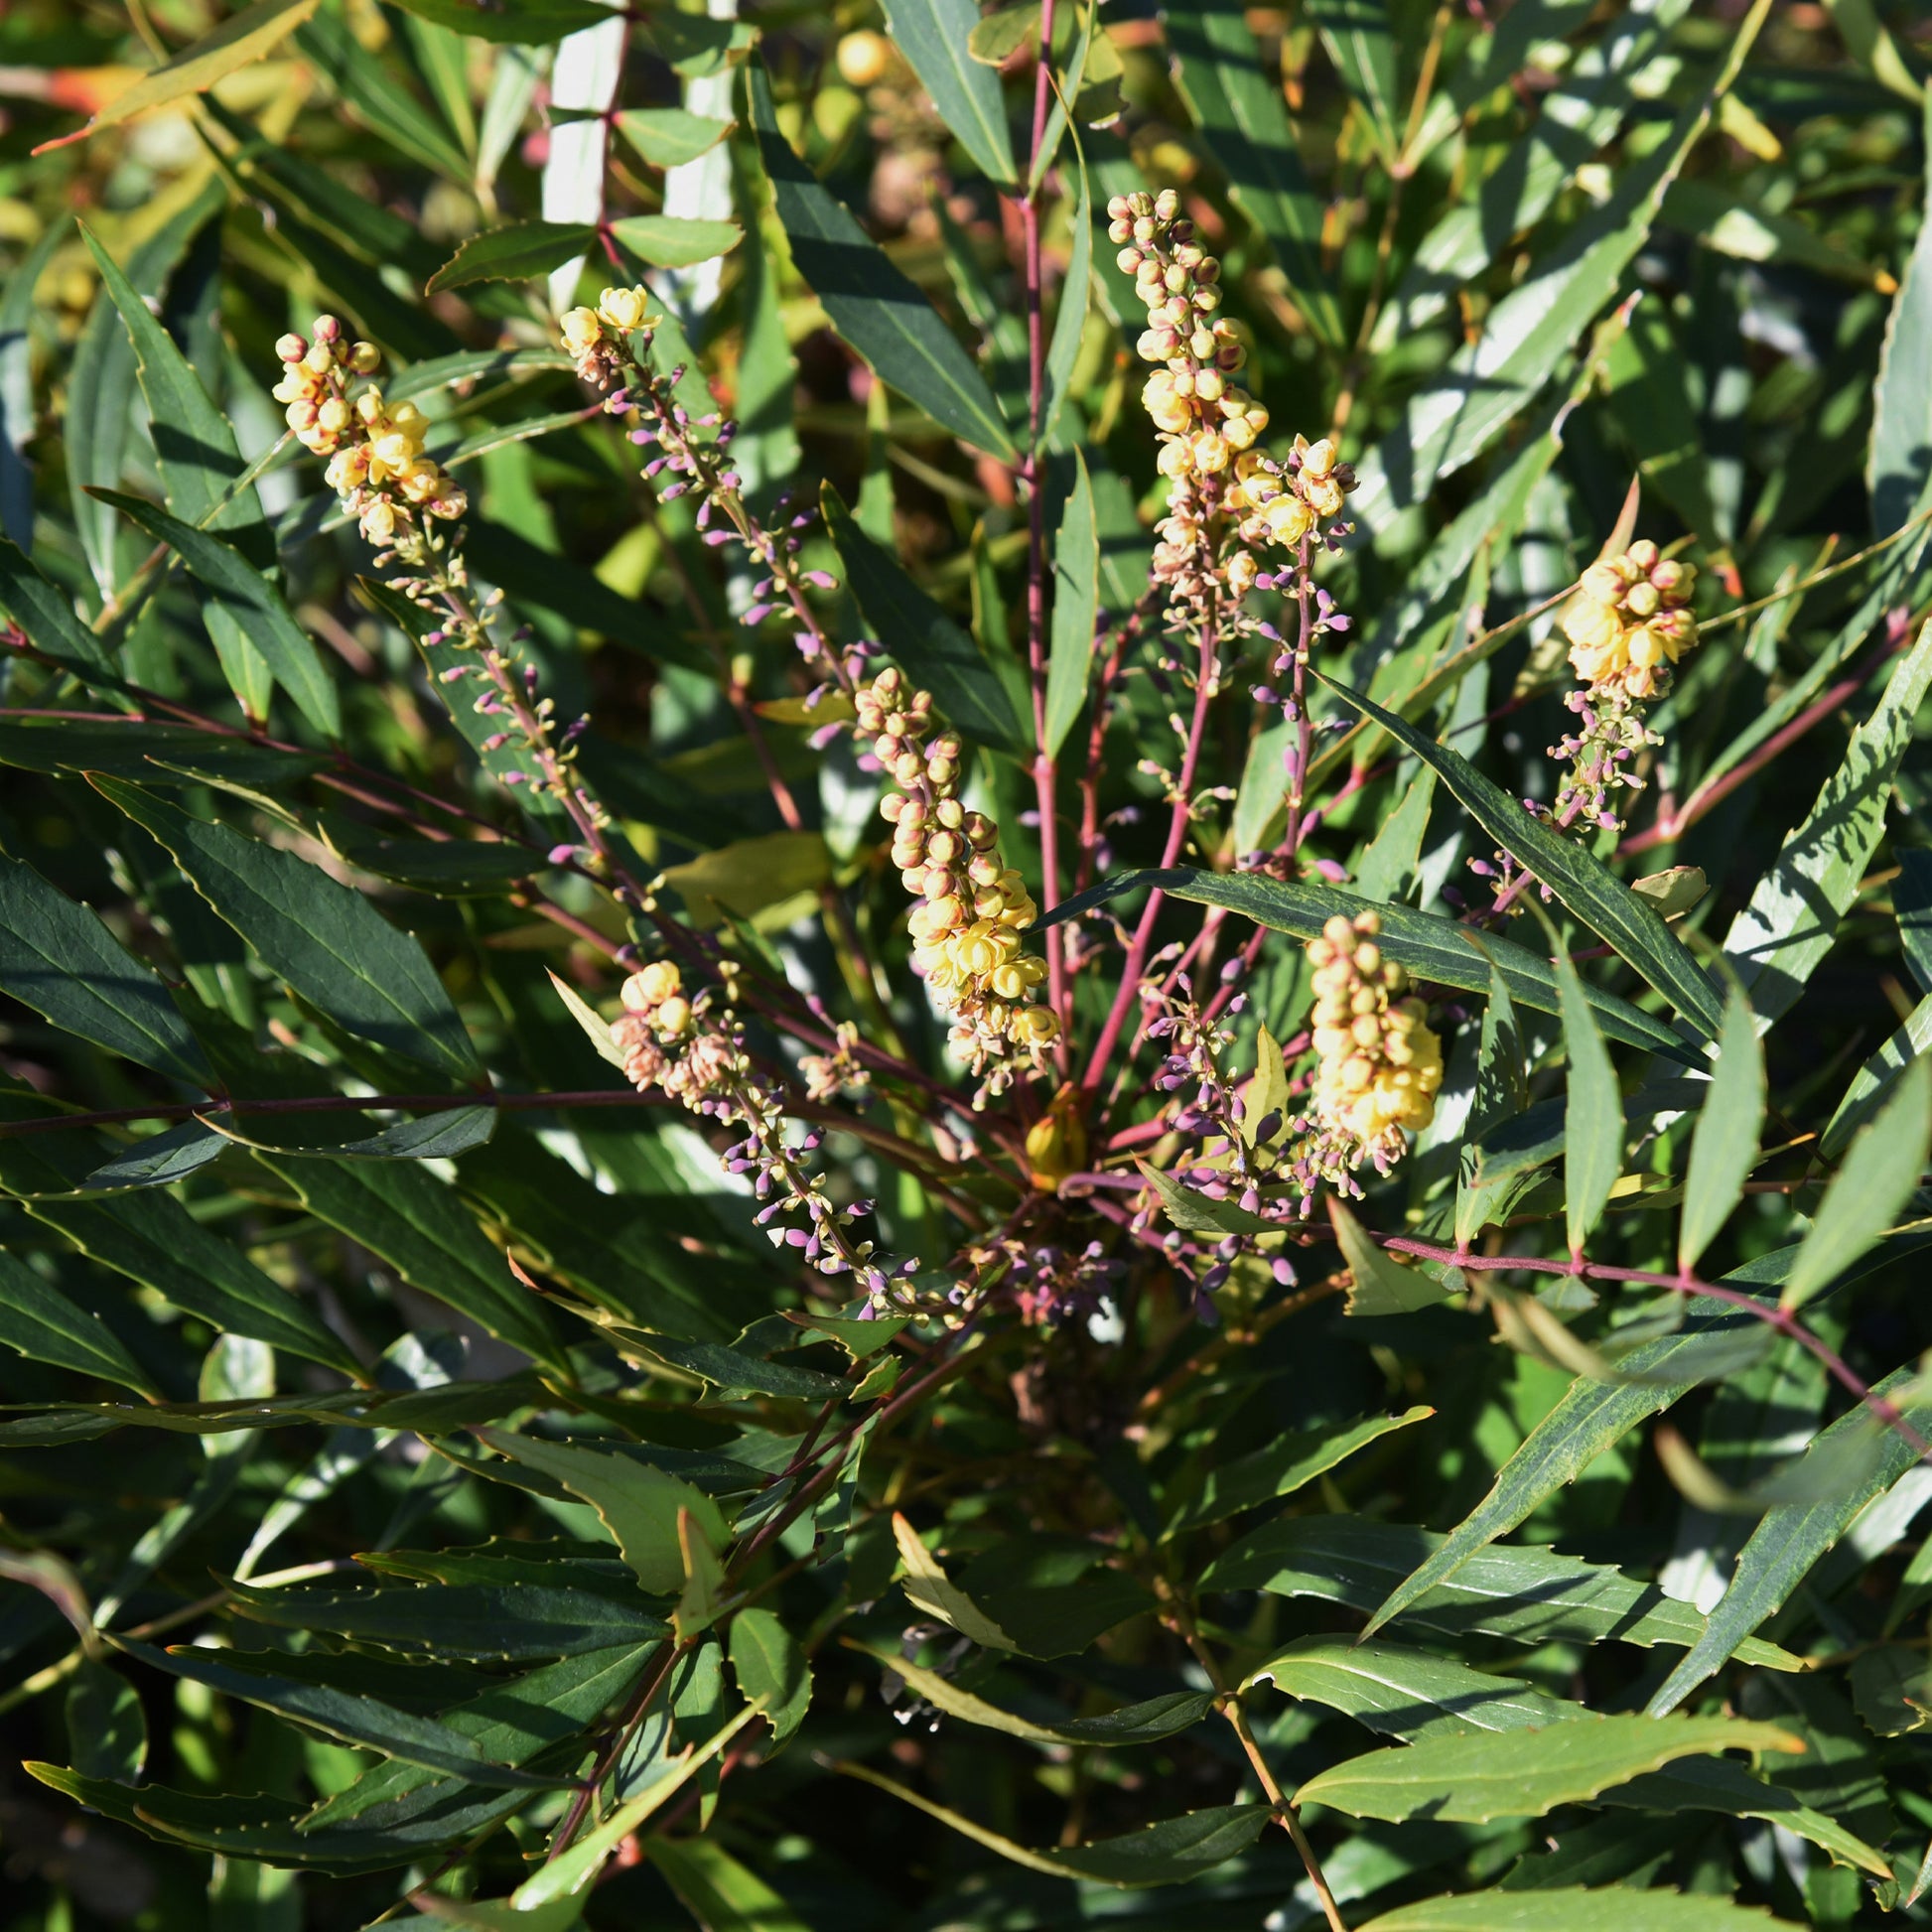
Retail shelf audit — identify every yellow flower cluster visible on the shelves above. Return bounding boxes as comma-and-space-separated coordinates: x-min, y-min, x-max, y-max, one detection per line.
559, 285, 660, 381
1559, 540, 1699, 699
856, 668, 1057, 1068
273, 319, 465, 549
1306, 912, 1442, 1154
610, 959, 737, 1106
1112, 190, 1358, 598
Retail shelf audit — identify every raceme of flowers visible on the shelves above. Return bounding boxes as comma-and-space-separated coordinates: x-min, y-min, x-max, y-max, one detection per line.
273, 319, 467, 556
857, 668, 1058, 1084
1304, 912, 1443, 1170
1112, 189, 1357, 610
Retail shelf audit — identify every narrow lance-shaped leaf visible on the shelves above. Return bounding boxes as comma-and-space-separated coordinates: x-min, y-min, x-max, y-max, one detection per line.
91, 490, 340, 741
1043, 449, 1099, 758
0, 538, 114, 675
748, 60, 1017, 460
0, 1251, 160, 1398
1312, 673, 1725, 1038
729, 1606, 812, 1750
1871, 89, 1932, 532
1554, 943, 1620, 1255
1037, 867, 1703, 1066
35, 0, 323, 151
1358, 1887, 1826, 1931
0, 853, 212, 1088
1648, 1357, 1932, 1713
1332, 1198, 1455, 1316
1297, 1713, 1799, 1825
1723, 614, 1932, 1024
1779, 1055, 1931, 1311
1680, 992, 1766, 1271
824, 484, 1028, 754
881, 0, 1018, 186
98, 779, 478, 1084
1305, 0, 1401, 161
1040, 153, 1092, 449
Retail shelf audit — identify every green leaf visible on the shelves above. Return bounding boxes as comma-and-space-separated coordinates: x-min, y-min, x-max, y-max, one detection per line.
228, 1577, 667, 1660
0, 224, 60, 550
1353, 768, 1437, 905
624, 1833, 811, 1931
0, 537, 114, 675
1347, 9, 1768, 532
1681, 993, 1767, 1270
110, 1637, 562, 1788
1872, 99, 1932, 531
66, 1661, 148, 1783
1042, 453, 1099, 762
823, 484, 1028, 754
1332, 1200, 1455, 1316
1649, 1358, 1932, 1713
426, 220, 596, 293
1037, 867, 1702, 1065
66, 187, 225, 600
612, 1329, 847, 1399
1368, 2, 1693, 354
834, 1760, 1272, 1887
0, 853, 212, 1088
881, 0, 1018, 185
606, 214, 744, 270
78, 227, 271, 603
39, 0, 322, 148
1166, 0, 1344, 345
730, 1606, 812, 1749
1358, 1887, 1803, 1930
1822, 990, 1932, 1158
858, 1644, 1212, 1745
254, 1155, 564, 1374
90, 490, 340, 740
1555, 945, 1620, 1255
893, 1512, 1020, 1649
1599, 1756, 1893, 1879
614, 106, 734, 168
294, 6, 471, 180
1244, 1636, 1574, 1742
1040, 158, 1092, 449
1205, 1516, 1799, 1669
25, 1185, 358, 1375
1306, 0, 1401, 161
301, 1642, 655, 1830
749, 61, 1017, 459
1782, 1056, 1931, 1311
1723, 616, 1932, 1024
98, 779, 479, 1084
385, 0, 616, 42
0, 1251, 159, 1397
1313, 675, 1725, 1038
1136, 1159, 1275, 1237
1300, 1714, 1799, 1825
476, 1429, 726, 1592
1165, 1406, 1434, 1536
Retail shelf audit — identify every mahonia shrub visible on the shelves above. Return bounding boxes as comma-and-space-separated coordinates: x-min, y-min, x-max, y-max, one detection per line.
3, 1, 1932, 1927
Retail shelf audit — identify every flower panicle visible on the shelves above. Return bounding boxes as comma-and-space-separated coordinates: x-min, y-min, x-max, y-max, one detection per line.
558, 288, 859, 697
856, 667, 1057, 1091
273, 319, 467, 560
1110, 189, 1358, 614
1560, 538, 1700, 700
1303, 911, 1443, 1181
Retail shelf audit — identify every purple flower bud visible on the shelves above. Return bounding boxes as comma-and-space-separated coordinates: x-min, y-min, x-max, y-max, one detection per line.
547, 843, 577, 865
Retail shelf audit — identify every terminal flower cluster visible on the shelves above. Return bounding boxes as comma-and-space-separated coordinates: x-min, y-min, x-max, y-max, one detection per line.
611, 961, 912, 1307
858, 668, 1058, 1088
1303, 912, 1443, 1179
559, 287, 856, 695
274, 319, 467, 558
1559, 539, 1699, 701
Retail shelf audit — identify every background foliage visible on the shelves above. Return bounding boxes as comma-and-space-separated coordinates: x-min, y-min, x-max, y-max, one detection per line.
2, 0, 1932, 1927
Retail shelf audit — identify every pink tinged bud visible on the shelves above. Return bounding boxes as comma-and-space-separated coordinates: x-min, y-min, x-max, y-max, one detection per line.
548, 843, 577, 864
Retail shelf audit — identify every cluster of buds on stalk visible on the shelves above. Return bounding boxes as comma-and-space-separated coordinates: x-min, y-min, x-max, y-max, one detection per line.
558, 288, 857, 697
1300, 912, 1442, 1186
1541, 539, 1700, 837
1559, 540, 1699, 700
611, 961, 916, 1308
970, 1231, 1124, 1330
273, 319, 467, 561
1111, 189, 1258, 611
857, 668, 1057, 1092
